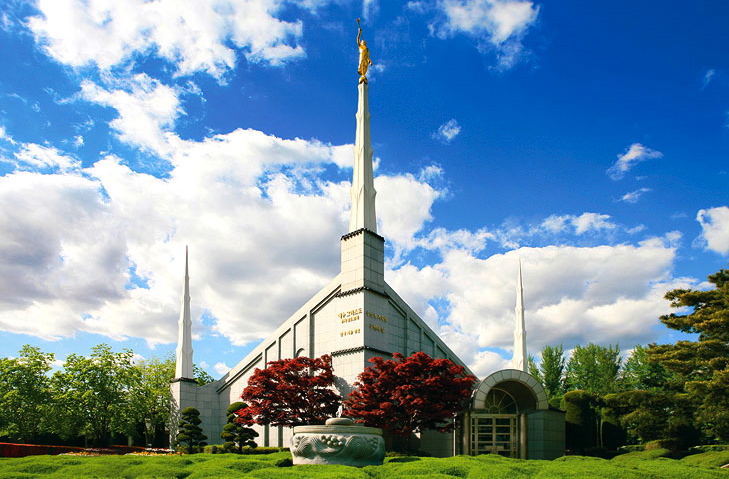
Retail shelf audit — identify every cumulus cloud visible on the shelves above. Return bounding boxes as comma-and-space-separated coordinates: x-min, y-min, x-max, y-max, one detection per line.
79, 75, 182, 156
432, 119, 461, 143
28, 0, 307, 79
697, 206, 729, 255
431, 0, 540, 69
619, 187, 652, 204
391, 236, 684, 377
0, 125, 446, 348
607, 143, 663, 180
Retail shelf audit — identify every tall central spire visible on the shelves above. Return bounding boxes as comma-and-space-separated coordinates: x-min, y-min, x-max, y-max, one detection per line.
349, 22, 377, 233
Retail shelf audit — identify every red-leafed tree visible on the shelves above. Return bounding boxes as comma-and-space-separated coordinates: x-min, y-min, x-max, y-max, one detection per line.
343, 352, 476, 441
239, 354, 341, 427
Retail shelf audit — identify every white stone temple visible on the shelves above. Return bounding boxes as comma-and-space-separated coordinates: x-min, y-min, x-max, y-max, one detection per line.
171, 39, 564, 458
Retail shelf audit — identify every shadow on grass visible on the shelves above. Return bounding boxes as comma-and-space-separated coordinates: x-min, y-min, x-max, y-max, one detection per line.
386, 457, 421, 463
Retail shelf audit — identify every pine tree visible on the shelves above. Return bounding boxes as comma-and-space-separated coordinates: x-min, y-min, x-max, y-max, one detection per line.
647, 266, 729, 441
173, 407, 208, 453
221, 401, 258, 453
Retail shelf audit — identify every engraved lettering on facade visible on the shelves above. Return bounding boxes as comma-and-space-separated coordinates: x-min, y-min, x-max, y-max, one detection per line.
365, 311, 387, 323
368, 324, 385, 334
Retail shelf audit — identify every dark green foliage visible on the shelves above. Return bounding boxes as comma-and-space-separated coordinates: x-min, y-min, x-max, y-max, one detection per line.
562, 390, 598, 452
603, 390, 702, 449
598, 401, 626, 450
647, 266, 729, 442
173, 407, 208, 453
220, 401, 258, 453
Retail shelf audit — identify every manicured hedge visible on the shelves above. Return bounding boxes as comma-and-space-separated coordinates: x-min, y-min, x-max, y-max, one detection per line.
0, 443, 83, 458
203, 444, 288, 454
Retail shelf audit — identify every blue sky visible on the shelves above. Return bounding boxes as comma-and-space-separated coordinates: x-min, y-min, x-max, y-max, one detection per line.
0, 0, 727, 378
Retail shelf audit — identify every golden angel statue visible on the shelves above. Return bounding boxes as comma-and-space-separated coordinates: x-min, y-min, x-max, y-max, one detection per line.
356, 18, 372, 83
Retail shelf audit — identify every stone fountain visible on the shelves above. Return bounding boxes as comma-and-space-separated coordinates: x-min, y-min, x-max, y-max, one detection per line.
290, 417, 385, 467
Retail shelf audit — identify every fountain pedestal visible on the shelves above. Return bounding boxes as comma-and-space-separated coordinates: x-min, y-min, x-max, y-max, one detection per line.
290, 417, 385, 467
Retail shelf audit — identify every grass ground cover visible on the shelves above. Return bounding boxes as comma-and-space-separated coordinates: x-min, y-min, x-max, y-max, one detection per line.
0, 450, 727, 478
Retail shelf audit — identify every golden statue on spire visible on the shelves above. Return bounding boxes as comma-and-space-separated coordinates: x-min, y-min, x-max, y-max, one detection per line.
356, 18, 372, 84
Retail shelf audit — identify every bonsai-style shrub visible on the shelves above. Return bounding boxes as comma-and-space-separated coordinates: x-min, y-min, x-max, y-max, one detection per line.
221, 401, 258, 453
173, 407, 208, 453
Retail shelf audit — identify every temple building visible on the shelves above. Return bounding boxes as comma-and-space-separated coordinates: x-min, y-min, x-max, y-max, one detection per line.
171, 30, 564, 458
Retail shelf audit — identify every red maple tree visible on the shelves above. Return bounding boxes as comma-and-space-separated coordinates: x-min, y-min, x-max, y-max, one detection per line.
343, 352, 476, 438
238, 354, 341, 427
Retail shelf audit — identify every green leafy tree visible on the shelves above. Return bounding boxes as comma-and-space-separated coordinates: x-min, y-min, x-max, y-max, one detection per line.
620, 345, 668, 391
130, 356, 175, 447
52, 344, 141, 446
220, 402, 258, 453
0, 345, 55, 442
565, 343, 621, 395
647, 266, 729, 441
173, 407, 208, 453
533, 344, 566, 400
193, 364, 215, 386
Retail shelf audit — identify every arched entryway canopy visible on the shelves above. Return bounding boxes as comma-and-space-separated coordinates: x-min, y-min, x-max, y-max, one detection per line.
462, 369, 549, 459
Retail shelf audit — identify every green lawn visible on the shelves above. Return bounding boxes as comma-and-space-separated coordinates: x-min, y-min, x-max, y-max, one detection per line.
0, 450, 728, 478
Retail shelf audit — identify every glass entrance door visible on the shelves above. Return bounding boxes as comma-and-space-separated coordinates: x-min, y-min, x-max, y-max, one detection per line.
471, 415, 519, 457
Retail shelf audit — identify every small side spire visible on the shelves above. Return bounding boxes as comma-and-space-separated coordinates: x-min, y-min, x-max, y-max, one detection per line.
513, 259, 527, 372
175, 246, 194, 380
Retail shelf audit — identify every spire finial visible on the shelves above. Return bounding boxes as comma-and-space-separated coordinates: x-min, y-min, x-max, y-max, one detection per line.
356, 19, 372, 84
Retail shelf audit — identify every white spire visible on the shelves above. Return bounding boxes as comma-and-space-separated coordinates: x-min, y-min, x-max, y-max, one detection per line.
513, 259, 527, 372
349, 82, 377, 233
175, 246, 194, 379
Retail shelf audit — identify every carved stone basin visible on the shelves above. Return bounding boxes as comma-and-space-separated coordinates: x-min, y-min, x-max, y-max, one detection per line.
290, 417, 385, 466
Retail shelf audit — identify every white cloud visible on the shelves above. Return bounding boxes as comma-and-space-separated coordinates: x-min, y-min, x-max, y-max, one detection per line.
607, 143, 663, 180
702, 69, 716, 89
28, 0, 307, 79
12, 144, 80, 172
0, 125, 447, 349
433, 119, 461, 143
376, 171, 444, 254
389, 234, 683, 377
541, 213, 616, 235
697, 206, 729, 255
0, 126, 16, 144
80, 74, 182, 156
432, 0, 539, 69
620, 187, 652, 204
214, 362, 231, 375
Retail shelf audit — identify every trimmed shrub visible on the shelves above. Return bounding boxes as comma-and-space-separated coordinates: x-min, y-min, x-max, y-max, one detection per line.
646, 438, 681, 452
562, 390, 598, 453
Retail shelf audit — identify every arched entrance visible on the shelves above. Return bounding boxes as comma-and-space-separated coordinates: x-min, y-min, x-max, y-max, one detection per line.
462, 369, 550, 459
470, 388, 520, 456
